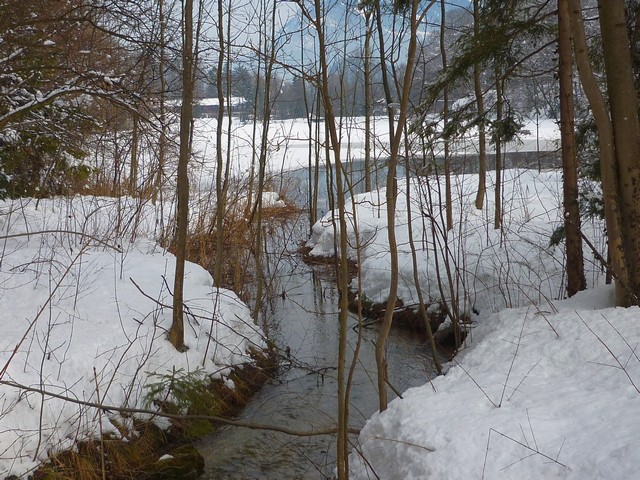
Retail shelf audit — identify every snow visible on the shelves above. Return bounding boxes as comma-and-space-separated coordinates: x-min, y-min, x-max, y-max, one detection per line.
305, 168, 582, 316
166, 96, 246, 107
0, 196, 264, 477
295, 116, 640, 478
1, 113, 632, 480
190, 116, 395, 176
187, 114, 559, 184
350, 288, 640, 479
290, 120, 640, 478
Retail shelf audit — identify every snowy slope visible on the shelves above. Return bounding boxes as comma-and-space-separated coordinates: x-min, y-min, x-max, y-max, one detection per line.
350, 287, 640, 479
0, 196, 264, 477
305, 168, 597, 316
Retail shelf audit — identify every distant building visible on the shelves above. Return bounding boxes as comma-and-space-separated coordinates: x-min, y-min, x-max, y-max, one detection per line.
167, 96, 247, 118
194, 97, 247, 118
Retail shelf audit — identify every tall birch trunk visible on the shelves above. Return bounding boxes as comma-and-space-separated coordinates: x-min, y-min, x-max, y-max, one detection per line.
212, 0, 226, 289
494, 72, 503, 230
440, 0, 452, 231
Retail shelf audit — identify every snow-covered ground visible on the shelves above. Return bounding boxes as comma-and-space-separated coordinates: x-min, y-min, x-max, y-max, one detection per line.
4, 113, 619, 480
305, 168, 601, 316
297, 124, 640, 478
0, 196, 264, 477
350, 285, 640, 479
189, 114, 560, 177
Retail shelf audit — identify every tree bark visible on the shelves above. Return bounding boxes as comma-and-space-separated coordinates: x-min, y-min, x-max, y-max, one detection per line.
251, 0, 277, 321
153, 0, 167, 206
598, 0, 640, 305
569, 0, 629, 305
302, 0, 351, 473
558, 0, 586, 297
440, 0, 453, 231
375, 0, 435, 412
364, 11, 373, 193
129, 113, 139, 195
170, 0, 195, 352
494, 72, 503, 230
213, 0, 228, 290
373, 0, 398, 413
473, 0, 487, 210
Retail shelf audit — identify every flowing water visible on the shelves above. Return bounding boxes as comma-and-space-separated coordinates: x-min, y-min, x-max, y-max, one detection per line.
197, 216, 439, 479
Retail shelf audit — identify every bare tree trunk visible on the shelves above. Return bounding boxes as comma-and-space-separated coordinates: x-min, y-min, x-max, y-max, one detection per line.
129, 113, 139, 195
375, 0, 435, 412
244, 22, 264, 220
212, 0, 226, 288
364, 10, 373, 193
294, 0, 351, 474
170, 0, 195, 352
569, 0, 631, 305
152, 0, 167, 206
494, 71, 503, 230
251, 0, 277, 321
440, 0, 452, 231
558, 0, 586, 297
373, 0, 398, 413
313, 87, 321, 219
404, 130, 443, 374
473, 0, 487, 210
598, 0, 640, 305
300, 24, 317, 231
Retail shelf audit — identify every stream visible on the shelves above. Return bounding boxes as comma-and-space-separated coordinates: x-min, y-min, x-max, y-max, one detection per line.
197, 215, 440, 479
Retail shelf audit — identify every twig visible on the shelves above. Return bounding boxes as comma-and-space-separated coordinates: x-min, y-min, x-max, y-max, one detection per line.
385, 378, 404, 399
482, 427, 569, 479
507, 359, 541, 401
0, 246, 89, 380
0, 229, 122, 252
93, 368, 107, 480
370, 435, 435, 453
578, 229, 639, 304
576, 311, 640, 394
349, 442, 381, 480
451, 358, 498, 408
601, 313, 640, 366
129, 277, 266, 352
0, 378, 360, 437
489, 428, 568, 467
499, 310, 528, 406
527, 408, 538, 451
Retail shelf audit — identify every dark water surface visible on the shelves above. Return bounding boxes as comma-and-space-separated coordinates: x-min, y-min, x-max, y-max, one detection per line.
197, 216, 438, 479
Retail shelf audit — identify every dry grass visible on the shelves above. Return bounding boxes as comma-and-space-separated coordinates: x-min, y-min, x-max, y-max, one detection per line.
166, 202, 302, 300
32, 349, 277, 480
33, 422, 166, 480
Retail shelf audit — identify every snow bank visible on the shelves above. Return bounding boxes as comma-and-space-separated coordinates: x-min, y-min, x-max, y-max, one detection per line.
306, 168, 597, 316
350, 286, 640, 479
0, 196, 264, 477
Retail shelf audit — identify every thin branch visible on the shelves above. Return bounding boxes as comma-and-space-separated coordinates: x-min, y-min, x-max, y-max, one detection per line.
0, 379, 360, 437
0, 229, 122, 252
576, 311, 640, 394
451, 358, 498, 408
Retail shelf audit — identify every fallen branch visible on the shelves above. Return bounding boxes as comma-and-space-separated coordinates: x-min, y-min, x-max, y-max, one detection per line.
0, 378, 360, 437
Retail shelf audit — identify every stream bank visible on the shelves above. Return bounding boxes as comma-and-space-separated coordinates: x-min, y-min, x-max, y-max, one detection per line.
196, 216, 441, 479
30, 347, 277, 480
